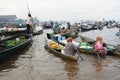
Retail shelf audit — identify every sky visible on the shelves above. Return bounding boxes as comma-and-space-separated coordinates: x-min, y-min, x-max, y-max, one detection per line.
0, 0, 120, 21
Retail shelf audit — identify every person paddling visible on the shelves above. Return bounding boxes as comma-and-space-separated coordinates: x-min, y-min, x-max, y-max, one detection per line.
65, 37, 77, 56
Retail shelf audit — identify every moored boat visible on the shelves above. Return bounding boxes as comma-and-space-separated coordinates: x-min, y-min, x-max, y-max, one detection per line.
0, 27, 27, 36
115, 32, 120, 37
0, 34, 32, 60
46, 30, 79, 41
80, 25, 97, 32
33, 25, 43, 35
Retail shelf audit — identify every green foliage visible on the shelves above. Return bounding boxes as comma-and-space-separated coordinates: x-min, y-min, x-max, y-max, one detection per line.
80, 42, 88, 47
4, 36, 25, 47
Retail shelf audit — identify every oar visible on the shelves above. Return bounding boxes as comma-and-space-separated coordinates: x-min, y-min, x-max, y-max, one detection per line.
96, 52, 102, 62
75, 47, 83, 61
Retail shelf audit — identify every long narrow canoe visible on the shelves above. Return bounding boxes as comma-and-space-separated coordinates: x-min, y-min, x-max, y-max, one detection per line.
80, 26, 97, 32
44, 40, 78, 61
46, 31, 78, 42
33, 25, 43, 35
79, 35, 120, 56
33, 29, 43, 35
115, 32, 120, 37
0, 28, 27, 36
0, 34, 32, 60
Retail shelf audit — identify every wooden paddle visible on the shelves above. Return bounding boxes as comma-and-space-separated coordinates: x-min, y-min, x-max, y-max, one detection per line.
75, 47, 83, 61
96, 52, 102, 62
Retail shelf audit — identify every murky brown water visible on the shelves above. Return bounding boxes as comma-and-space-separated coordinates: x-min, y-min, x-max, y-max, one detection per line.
0, 28, 120, 80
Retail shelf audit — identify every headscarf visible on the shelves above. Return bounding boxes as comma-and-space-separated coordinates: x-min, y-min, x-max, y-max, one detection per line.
67, 37, 73, 42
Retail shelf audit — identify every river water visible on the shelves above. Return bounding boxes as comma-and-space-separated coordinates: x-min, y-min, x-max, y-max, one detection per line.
0, 28, 120, 80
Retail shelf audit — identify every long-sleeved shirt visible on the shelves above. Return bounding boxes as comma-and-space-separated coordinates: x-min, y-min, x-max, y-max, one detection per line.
65, 42, 77, 55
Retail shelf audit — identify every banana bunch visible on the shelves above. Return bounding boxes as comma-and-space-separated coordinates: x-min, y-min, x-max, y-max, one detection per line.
48, 41, 61, 50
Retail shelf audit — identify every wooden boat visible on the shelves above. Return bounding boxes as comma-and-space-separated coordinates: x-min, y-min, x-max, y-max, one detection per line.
42, 23, 53, 29
43, 25, 53, 29
32, 25, 43, 35
60, 31, 78, 39
80, 25, 97, 32
0, 27, 27, 36
79, 35, 120, 56
33, 29, 43, 35
0, 34, 32, 60
46, 30, 79, 41
67, 31, 79, 39
44, 40, 78, 61
115, 32, 120, 37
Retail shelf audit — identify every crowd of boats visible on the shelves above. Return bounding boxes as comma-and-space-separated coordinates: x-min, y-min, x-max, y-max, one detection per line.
0, 20, 120, 61
44, 21, 120, 61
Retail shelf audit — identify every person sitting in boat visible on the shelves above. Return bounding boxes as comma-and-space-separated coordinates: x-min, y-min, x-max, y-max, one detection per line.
94, 36, 103, 51
66, 26, 72, 33
94, 36, 108, 56
60, 27, 66, 34
54, 27, 60, 34
65, 37, 77, 56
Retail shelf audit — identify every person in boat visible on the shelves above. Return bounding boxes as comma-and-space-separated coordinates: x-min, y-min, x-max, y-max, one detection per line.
94, 36, 103, 51
94, 36, 107, 56
26, 13, 34, 33
60, 27, 66, 34
65, 37, 77, 56
66, 26, 72, 33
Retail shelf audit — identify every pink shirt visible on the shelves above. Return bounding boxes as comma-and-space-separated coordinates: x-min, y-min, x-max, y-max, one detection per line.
95, 41, 103, 50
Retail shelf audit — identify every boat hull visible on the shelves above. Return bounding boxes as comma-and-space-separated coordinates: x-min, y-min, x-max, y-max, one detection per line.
45, 45, 77, 61
33, 30, 43, 35
0, 35, 32, 60
79, 35, 120, 56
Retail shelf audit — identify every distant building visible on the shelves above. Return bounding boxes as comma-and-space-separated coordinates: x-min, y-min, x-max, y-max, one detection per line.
0, 15, 17, 27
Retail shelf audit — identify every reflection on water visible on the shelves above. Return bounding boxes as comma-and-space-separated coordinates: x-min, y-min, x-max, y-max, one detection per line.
93, 61, 102, 72
63, 60, 79, 80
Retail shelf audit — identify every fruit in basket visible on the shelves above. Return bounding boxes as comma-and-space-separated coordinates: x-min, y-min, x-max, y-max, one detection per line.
48, 41, 61, 49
